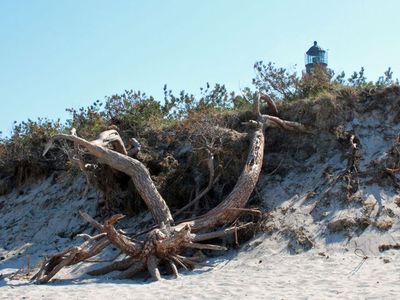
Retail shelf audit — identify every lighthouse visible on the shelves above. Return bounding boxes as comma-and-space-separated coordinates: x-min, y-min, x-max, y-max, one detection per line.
305, 41, 328, 73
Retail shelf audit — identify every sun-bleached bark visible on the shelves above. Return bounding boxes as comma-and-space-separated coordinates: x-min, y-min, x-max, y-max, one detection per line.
34, 93, 309, 283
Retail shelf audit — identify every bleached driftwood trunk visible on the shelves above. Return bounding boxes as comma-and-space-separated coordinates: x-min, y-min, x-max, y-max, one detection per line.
33, 93, 309, 283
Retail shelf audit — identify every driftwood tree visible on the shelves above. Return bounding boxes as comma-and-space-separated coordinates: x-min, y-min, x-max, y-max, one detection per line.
33, 93, 309, 283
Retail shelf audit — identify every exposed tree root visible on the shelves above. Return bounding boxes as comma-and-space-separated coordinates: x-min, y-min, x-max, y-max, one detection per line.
33, 93, 309, 283
168, 260, 180, 278
32, 237, 110, 284
87, 257, 137, 276
115, 261, 146, 279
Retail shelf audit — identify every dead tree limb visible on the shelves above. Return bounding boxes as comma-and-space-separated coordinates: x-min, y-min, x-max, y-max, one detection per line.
44, 131, 173, 226
87, 257, 138, 276
34, 92, 309, 283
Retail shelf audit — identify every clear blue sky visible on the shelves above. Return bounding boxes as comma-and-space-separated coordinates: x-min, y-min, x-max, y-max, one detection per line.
1, 0, 399, 136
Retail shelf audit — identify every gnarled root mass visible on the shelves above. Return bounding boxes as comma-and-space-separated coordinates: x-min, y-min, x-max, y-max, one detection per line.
33, 93, 309, 283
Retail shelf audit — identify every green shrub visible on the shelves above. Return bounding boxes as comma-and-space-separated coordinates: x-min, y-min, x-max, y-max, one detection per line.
0, 118, 65, 186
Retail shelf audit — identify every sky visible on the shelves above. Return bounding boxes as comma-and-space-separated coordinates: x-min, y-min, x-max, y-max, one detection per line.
1, 0, 400, 136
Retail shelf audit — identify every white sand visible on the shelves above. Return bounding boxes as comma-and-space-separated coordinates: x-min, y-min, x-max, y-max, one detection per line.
2, 248, 400, 299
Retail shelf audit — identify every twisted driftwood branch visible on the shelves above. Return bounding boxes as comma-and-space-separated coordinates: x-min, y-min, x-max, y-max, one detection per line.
33, 93, 309, 283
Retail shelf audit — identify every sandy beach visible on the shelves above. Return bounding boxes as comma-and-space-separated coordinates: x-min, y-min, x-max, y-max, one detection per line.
2, 244, 400, 299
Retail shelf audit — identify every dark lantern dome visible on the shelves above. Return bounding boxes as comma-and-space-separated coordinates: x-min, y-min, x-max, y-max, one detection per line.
306, 41, 326, 56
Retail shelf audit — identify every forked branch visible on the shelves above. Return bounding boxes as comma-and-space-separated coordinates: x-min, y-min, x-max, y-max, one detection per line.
34, 92, 309, 283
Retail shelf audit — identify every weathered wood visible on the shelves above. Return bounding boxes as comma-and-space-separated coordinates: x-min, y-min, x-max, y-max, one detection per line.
87, 257, 137, 276
45, 133, 173, 226
91, 129, 128, 155
102, 214, 143, 257
35, 92, 309, 283
184, 242, 227, 251
115, 261, 146, 279
32, 237, 111, 283
147, 255, 161, 281
192, 223, 254, 242
36, 247, 79, 284
175, 125, 265, 232
175, 93, 309, 232
169, 261, 180, 278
